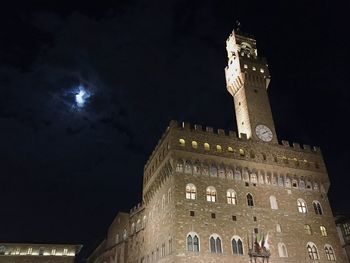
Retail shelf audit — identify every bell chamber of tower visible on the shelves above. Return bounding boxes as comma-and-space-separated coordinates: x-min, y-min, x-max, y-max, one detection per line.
225, 30, 277, 144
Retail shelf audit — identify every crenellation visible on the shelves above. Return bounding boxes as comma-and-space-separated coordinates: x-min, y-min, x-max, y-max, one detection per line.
293, 142, 301, 149
205, 126, 213, 133
217, 128, 225, 136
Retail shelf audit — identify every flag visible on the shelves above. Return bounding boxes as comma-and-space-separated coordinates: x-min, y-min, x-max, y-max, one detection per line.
264, 233, 269, 250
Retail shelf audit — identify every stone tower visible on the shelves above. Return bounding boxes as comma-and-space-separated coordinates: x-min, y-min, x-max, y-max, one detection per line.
225, 30, 277, 143
88, 29, 347, 263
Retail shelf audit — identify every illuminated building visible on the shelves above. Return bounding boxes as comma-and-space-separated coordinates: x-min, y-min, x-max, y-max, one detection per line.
88, 28, 347, 263
0, 243, 82, 263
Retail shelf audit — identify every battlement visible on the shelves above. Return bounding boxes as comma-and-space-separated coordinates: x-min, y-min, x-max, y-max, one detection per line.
129, 202, 144, 217
168, 120, 321, 154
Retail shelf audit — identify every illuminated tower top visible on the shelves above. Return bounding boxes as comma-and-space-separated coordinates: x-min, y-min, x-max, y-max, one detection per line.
225, 29, 277, 143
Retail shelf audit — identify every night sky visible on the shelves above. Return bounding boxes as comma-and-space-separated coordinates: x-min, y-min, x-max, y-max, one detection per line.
1, 1, 349, 262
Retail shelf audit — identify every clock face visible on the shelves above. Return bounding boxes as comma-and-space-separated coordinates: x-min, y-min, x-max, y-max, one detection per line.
255, 125, 273, 142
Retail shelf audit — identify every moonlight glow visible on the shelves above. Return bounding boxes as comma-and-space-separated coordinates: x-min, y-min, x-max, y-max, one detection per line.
75, 85, 90, 108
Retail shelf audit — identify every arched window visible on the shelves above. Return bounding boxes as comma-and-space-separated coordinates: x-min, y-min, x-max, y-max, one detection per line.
209, 234, 222, 253
227, 189, 237, 205
278, 243, 288, 257
39, 247, 44, 256
131, 222, 135, 234
216, 145, 222, 152
228, 146, 234, 152
250, 150, 255, 158
187, 232, 199, 252
304, 224, 312, 235
0, 246, 6, 255
231, 236, 244, 255
247, 193, 254, 207
206, 186, 217, 202
192, 141, 198, 149
204, 143, 210, 151
313, 201, 323, 215
186, 184, 196, 200
179, 139, 185, 147
276, 224, 282, 233
297, 199, 307, 213
325, 244, 336, 261
270, 195, 278, 210
307, 242, 319, 260
320, 226, 327, 237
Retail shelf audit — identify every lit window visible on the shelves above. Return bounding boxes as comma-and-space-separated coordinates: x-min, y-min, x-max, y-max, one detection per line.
325, 244, 336, 261
307, 242, 319, 260
278, 243, 288, 257
206, 186, 217, 202
51, 248, 56, 255
179, 139, 185, 147
227, 189, 237, 205
123, 229, 127, 240
216, 145, 222, 152
228, 146, 234, 152
244, 64, 248, 69
187, 233, 199, 252
231, 236, 244, 255
304, 224, 312, 235
276, 224, 282, 233
252, 66, 256, 71
27, 247, 32, 255
192, 141, 198, 149
270, 195, 278, 210
209, 235, 222, 253
186, 184, 196, 200
344, 223, 350, 236
239, 149, 245, 156
260, 68, 265, 73
204, 143, 210, 151
247, 193, 254, 207
320, 226, 327, 236
297, 199, 307, 213
176, 161, 183, 172
313, 201, 323, 215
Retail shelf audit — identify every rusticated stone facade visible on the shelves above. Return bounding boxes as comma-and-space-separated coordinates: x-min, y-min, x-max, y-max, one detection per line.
88, 29, 347, 263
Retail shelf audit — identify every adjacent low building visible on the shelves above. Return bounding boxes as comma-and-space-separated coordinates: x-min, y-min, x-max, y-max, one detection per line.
0, 243, 82, 263
336, 215, 350, 262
